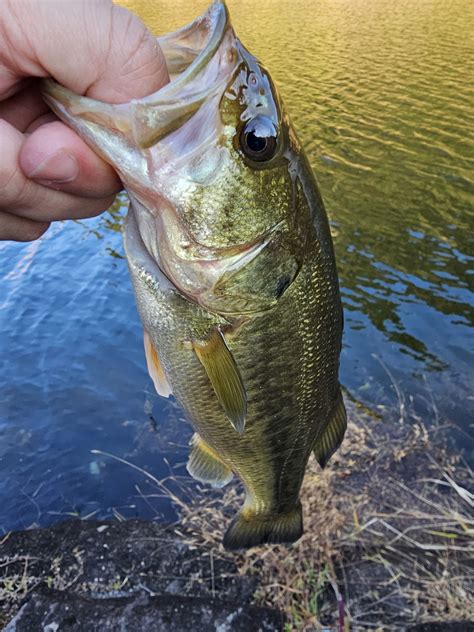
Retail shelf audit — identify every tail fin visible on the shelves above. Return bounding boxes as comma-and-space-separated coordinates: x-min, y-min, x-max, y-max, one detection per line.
223, 501, 303, 550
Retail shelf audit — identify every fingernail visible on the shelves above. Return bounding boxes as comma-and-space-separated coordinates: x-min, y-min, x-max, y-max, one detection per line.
28, 150, 79, 183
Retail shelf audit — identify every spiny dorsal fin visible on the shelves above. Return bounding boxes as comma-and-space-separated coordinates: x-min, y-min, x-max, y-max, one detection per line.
192, 327, 247, 434
143, 330, 172, 398
187, 433, 233, 488
313, 390, 347, 469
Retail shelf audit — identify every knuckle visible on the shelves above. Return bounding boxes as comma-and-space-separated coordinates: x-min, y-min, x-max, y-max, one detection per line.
98, 196, 117, 213
122, 30, 159, 84
109, 8, 159, 83
88, 195, 117, 216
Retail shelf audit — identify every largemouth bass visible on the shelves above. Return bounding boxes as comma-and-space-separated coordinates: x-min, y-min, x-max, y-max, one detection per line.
42, 1, 346, 550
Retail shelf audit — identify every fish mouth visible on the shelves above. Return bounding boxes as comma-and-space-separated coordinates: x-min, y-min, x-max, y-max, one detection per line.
41, 2, 236, 152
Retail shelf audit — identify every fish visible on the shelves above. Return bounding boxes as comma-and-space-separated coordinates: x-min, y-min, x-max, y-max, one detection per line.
42, 1, 346, 550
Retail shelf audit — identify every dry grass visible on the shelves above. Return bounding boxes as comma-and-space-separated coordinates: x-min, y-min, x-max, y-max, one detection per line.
166, 399, 473, 630
0, 543, 84, 628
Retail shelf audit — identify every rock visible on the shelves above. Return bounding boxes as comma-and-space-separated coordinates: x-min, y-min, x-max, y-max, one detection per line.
1, 520, 280, 630
0, 519, 256, 601
4, 588, 283, 632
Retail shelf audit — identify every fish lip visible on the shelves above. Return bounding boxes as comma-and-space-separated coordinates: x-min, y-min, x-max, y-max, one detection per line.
153, 1, 230, 100
130, 1, 233, 146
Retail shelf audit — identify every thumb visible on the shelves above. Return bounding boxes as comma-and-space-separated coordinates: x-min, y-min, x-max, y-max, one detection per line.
1, 0, 169, 102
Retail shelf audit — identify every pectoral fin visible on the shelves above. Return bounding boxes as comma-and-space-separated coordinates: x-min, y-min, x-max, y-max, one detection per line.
144, 331, 172, 398
313, 390, 347, 469
187, 433, 233, 488
192, 328, 247, 434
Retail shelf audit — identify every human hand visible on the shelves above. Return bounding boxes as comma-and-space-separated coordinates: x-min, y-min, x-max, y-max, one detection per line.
0, 0, 169, 241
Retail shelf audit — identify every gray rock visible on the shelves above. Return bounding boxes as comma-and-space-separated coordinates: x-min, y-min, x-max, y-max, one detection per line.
0, 519, 256, 601
1, 520, 279, 630
4, 588, 283, 631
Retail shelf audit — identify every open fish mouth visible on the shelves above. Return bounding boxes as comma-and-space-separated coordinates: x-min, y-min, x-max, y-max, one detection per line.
41, 2, 235, 151
157, 2, 229, 86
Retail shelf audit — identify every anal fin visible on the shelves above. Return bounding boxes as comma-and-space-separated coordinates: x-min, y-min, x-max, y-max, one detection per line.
144, 330, 172, 398
313, 390, 347, 469
187, 433, 233, 488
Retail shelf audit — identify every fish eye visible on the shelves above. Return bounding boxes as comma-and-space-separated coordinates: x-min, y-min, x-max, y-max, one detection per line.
239, 115, 278, 162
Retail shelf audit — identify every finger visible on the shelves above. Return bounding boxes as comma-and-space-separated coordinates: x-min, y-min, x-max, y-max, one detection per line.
20, 121, 121, 198
0, 118, 117, 224
0, 210, 49, 242
1, 1, 169, 103
13, 192, 116, 223
0, 80, 48, 131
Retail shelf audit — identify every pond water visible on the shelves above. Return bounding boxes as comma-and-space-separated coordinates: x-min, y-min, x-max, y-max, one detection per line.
1, 0, 472, 532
